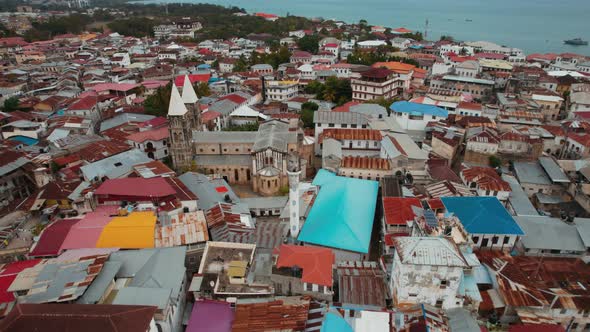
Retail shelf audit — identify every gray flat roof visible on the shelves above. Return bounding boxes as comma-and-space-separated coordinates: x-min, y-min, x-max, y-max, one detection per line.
313, 111, 369, 125
442, 75, 495, 85
502, 174, 538, 216
112, 286, 172, 310
192, 131, 257, 144
515, 216, 586, 252
77, 261, 122, 304
538, 157, 570, 183
574, 218, 590, 248
194, 154, 251, 166
513, 161, 552, 185
178, 172, 241, 210
242, 197, 288, 209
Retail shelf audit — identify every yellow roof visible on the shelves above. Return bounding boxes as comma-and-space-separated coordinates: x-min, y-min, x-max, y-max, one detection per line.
96, 211, 156, 249
227, 260, 248, 278
79, 33, 97, 41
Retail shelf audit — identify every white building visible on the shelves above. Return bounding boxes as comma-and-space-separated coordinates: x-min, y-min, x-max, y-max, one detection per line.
390, 101, 448, 132
264, 80, 299, 102
390, 237, 476, 310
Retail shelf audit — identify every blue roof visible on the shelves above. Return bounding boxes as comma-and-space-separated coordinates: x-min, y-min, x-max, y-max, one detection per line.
390, 101, 448, 117
298, 169, 378, 253
320, 312, 353, 332
441, 197, 524, 235
9, 135, 38, 146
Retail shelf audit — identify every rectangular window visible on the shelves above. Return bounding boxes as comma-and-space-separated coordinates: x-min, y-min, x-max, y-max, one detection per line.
492, 236, 499, 244
503, 237, 510, 244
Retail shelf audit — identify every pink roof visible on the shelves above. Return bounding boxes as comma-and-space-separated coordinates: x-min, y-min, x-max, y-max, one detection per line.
29, 219, 80, 257
138, 117, 168, 129
60, 206, 119, 250
126, 126, 169, 143
324, 43, 339, 48
201, 110, 222, 122
255, 12, 278, 18
174, 74, 211, 87
95, 178, 176, 197
142, 80, 169, 89
91, 83, 139, 93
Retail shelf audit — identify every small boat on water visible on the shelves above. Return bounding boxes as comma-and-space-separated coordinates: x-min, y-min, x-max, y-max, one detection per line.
465, 19, 473, 22
564, 38, 588, 46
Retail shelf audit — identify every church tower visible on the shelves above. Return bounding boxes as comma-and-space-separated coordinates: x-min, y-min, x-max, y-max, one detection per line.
181, 74, 201, 128
168, 76, 197, 171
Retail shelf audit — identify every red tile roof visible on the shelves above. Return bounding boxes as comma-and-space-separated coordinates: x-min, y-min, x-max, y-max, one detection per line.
276, 244, 335, 286
320, 128, 382, 142
457, 101, 482, 111
461, 167, 511, 192
393, 27, 412, 33
383, 197, 422, 225
126, 126, 169, 143
95, 178, 176, 198
340, 156, 391, 170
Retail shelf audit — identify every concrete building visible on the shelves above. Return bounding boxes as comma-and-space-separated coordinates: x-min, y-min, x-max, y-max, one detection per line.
390, 237, 479, 310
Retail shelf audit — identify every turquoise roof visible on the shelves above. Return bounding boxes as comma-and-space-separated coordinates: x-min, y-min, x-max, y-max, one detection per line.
297, 169, 378, 253
320, 312, 353, 332
390, 101, 448, 117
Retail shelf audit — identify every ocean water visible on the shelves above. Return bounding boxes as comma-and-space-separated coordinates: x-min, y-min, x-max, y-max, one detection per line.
136, 0, 590, 55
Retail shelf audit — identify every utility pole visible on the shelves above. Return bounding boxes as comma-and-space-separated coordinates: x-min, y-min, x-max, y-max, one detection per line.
424, 19, 429, 39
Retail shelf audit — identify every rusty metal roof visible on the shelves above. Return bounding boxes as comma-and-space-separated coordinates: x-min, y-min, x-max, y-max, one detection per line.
340, 156, 391, 170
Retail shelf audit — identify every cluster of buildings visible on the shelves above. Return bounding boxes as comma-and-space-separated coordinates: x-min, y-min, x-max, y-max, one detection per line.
1, 4, 590, 332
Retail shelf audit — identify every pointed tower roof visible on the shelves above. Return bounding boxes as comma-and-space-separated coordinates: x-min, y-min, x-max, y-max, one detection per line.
181, 74, 199, 104
168, 84, 189, 116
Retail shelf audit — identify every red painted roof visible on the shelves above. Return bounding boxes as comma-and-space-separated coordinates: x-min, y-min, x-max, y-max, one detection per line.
126, 126, 169, 143
324, 43, 339, 48
382, 197, 422, 225
427, 198, 445, 210
29, 219, 80, 257
95, 178, 176, 198
219, 94, 247, 105
276, 244, 335, 286
174, 74, 211, 87
332, 101, 360, 113
67, 96, 98, 111
457, 101, 482, 111
0, 259, 41, 303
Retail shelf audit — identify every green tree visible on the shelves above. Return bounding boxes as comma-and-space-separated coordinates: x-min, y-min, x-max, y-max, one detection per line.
2, 97, 19, 112
296, 35, 320, 54
144, 84, 172, 117
300, 101, 319, 128
194, 82, 211, 97
489, 155, 502, 168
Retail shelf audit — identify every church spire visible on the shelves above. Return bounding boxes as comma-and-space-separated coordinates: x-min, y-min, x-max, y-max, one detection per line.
168, 83, 189, 116
181, 74, 199, 104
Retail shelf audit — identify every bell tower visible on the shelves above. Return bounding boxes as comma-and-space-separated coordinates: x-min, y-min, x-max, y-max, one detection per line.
168, 79, 195, 171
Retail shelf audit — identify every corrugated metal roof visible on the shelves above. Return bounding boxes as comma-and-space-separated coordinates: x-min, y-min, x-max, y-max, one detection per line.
297, 170, 378, 253
538, 157, 570, 183
441, 197, 524, 235
392, 237, 468, 267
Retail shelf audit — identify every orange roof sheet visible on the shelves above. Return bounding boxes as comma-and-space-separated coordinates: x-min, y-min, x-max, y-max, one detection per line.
276, 244, 335, 286
372, 61, 416, 74
96, 212, 156, 249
